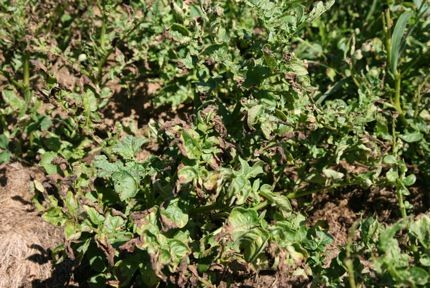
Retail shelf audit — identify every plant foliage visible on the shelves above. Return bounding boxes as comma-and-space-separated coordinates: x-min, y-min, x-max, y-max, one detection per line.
0, 0, 428, 287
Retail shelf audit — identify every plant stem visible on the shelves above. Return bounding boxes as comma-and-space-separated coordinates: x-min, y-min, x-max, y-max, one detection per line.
393, 71, 403, 115
253, 200, 268, 211
286, 182, 349, 199
414, 78, 427, 117
190, 203, 219, 214
390, 119, 407, 219
21, 52, 31, 115
345, 222, 358, 288
96, 9, 107, 84
396, 185, 407, 219
382, 9, 404, 116
383, 10, 392, 69
365, 0, 378, 26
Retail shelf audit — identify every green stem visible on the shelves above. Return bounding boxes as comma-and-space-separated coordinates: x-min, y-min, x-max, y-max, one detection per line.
383, 10, 392, 69
345, 222, 358, 288
190, 203, 219, 215
382, 9, 404, 116
252, 200, 268, 211
96, 10, 107, 84
287, 189, 316, 199
287, 182, 349, 199
414, 78, 427, 117
396, 188, 407, 219
393, 71, 403, 115
390, 118, 407, 219
21, 52, 31, 115
365, 0, 378, 26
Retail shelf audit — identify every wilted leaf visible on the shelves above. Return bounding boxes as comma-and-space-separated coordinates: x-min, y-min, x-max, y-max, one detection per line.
177, 165, 197, 184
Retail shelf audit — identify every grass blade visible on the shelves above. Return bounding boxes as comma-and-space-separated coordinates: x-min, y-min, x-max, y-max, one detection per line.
390, 11, 413, 74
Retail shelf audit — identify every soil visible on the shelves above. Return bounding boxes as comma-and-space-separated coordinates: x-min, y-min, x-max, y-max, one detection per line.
305, 184, 429, 267
0, 163, 72, 288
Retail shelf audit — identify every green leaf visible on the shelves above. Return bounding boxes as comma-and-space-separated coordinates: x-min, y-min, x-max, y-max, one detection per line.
180, 130, 201, 159
2, 89, 25, 111
113, 135, 147, 159
386, 168, 398, 183
378, 220, 405, 252
167, 239, 189, 261
0, 151, 11, 163
115, 253, 142, 287
259, 184, 291, 212
0, 134, 8, 149
390, 11, 413, 74
322, 168, 344, 180
360, 217, 381, 246
82, 89, 98, 112
65, 191, 79, 216
84, 206, 105, 226
307, 0, 335, 22
228, 175, 250, 205
227, 208, 260, 241
247, 105, 263, 128
159, 199, 189, 230
40, 152, 59, 175
409, 215, 429, 249
43, 135, 62, 151
65, 221, 81, 240
408, 267, 429, 286
238, 157, 263, 179
383, 155, 398, 165
240, 228, 269, 262
94, 155, 123, 177
399, 132, 422, 143
42, 207, 66, 226
288, 63, 308, 76
244, 65, 271, 87
112, 170, 138, 201
403, 174, 416, 186
171, 23, 190, 36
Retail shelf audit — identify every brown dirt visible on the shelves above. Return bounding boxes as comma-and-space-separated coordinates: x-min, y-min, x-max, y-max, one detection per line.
0, 163, 70, 288
308, 193, 357, 266
305, 182, 429, 266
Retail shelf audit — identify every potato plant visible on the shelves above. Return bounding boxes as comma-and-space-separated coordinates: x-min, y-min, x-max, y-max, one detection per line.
0, 0, 429, 287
